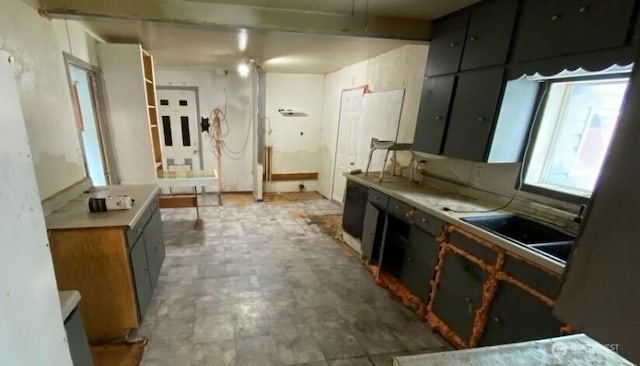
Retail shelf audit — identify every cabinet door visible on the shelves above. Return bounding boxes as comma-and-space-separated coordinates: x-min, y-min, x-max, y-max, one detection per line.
342, 181, 368, 239
413, 76, 456, 154
361, 203, 383, 264
130, 237, 152, 318
143, 207, 165, 290
425, 12, 470, 77
400, 226, 441, 301
443, 68, 505, 162
479, 280, 564, 346
562, 0, 635, 55
512, 0, 565, 61
432, 249, 488, 342
461, 0, 518, 70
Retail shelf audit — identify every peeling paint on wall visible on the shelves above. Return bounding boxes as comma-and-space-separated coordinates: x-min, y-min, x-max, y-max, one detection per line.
0, 0, 88, 199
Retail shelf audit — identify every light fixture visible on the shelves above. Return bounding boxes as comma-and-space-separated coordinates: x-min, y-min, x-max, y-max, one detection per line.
238, 29, 248, 52
238, 59, 258, 78
237, 61, 250, 78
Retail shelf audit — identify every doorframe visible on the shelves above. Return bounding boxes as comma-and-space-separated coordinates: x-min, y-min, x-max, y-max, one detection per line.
155, 86, 203, 170
62, 52, 118, 185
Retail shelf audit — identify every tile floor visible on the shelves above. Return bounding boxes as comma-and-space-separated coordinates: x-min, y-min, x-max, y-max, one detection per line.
138, 195, 449, 366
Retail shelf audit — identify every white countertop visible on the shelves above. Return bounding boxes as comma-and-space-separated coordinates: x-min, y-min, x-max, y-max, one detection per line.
393, 334, 632, 365
59, 290, 81, 321
45, 184, 159, 230
346, 173, 566, 274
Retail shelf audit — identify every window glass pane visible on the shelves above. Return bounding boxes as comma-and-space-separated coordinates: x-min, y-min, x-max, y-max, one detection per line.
525, 78, 628, 197
161, 116, 173, 146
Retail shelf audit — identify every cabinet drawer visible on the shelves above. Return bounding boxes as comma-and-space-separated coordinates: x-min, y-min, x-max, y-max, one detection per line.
387, 198, 413, 223
414, 210, 445, 237
502, 254, 561, 299
368, 189, 389, 209
448, 230, 498, 265
126, 198, 158, 247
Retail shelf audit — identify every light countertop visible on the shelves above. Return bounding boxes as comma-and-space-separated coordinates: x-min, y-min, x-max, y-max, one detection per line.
346, 173, 566, 274
45, 184, 159, 230
59, 290, 81, 321
393, 334, 632, 365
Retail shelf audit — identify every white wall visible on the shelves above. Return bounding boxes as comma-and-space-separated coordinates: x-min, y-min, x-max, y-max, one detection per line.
0, 0, 87, 200
265, 73, 325, 192
0, 49, 72, 366
155, 69, 255, 191
52, 19, 105, 66
318, 44, 429, 200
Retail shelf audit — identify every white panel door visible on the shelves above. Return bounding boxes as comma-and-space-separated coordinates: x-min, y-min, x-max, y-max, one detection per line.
156, 89, 200, 170
331, 87, 365, 202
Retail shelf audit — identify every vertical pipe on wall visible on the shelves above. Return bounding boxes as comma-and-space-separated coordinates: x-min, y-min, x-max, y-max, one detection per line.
253, 66, 266, 201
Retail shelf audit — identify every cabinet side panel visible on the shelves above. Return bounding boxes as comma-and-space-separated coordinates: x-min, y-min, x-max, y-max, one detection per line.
49, 227, 138, 341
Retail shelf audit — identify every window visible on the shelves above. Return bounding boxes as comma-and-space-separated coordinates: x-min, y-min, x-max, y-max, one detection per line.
523, 77, 629, 202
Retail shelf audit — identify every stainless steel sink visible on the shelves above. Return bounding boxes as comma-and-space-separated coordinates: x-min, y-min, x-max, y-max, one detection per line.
460, 214, 575, 262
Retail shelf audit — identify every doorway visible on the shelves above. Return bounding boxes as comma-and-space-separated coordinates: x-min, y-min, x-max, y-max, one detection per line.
156, 88, 202, 171
64, 53, 113, 186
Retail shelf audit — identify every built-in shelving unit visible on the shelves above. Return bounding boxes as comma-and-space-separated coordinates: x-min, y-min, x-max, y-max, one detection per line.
98, 43, 164, 184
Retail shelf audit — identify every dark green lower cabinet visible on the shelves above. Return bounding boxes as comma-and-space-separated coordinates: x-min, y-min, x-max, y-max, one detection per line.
130, 237, 152, 318
432, 250, 487, 341
361, 203, 384, 264
479, 280, 564, 346
399, 226, 441, 301
143, 208, 165, 289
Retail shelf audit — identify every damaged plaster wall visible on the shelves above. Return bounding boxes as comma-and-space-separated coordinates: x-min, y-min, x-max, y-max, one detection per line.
0, 0, 87, 200
318, 44, 428, 201
264, 72, 325, 192
155, 69, 255, 192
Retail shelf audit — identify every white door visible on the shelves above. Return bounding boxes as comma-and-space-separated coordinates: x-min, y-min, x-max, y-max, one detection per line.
331, 87, 364, 202
156, 89, 200, 171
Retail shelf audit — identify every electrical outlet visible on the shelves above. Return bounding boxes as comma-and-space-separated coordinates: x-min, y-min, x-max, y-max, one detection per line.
471, 164, 484, 185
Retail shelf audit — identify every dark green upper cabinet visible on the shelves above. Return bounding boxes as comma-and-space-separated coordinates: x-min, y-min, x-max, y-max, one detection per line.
512, 0, 635, 62
413, 76, 456, 154
443, 68, 505, 162
460, 0, 519, 70
425, 11, 470, 77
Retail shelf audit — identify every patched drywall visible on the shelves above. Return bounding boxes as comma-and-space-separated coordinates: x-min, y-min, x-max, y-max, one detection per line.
0, 0, 86, 199
318, 44, 428, 201
265, 73, 325, 192
155, 69, 255, 192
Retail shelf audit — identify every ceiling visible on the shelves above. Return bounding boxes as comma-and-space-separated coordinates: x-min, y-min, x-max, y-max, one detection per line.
183, 0, 481, 20
82, 0, 481, 73
85, 19, 416, 73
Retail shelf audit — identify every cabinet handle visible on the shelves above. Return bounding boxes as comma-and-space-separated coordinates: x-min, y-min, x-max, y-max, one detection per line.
494, 317, 501, 323
477, 117, 486, 122
578, 5, 589, 13
449, 42, 458, 47
551, 14, 562, 21
395, 205, 400, 209
469, 36, 477, 42
435, 115, 443, 120
421, 218, 427, 223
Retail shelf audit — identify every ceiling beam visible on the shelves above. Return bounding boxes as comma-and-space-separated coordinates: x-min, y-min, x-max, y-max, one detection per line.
38, 0, 431, 41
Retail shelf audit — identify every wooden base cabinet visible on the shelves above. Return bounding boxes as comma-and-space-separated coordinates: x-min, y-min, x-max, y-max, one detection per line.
49, 202, 164, 341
